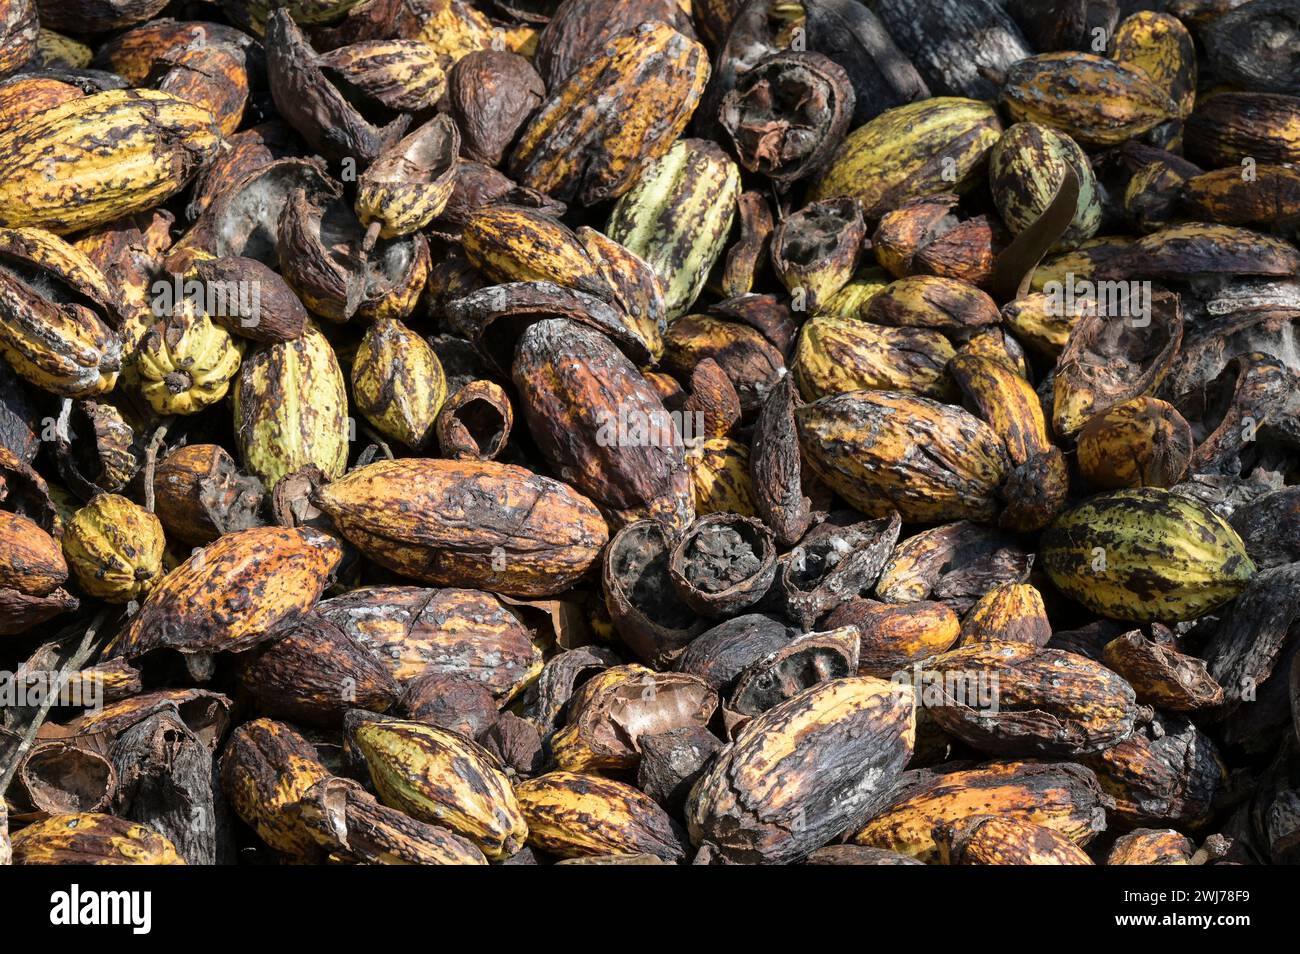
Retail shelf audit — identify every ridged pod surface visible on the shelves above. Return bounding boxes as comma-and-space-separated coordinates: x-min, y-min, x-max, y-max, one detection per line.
516, 771, 687, 862
1041, 489, 1256, 622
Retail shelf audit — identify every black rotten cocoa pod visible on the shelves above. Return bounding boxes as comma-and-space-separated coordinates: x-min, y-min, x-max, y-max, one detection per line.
676, 613, 796, 693
774, 511, 902, 630
668, 513, 778, 618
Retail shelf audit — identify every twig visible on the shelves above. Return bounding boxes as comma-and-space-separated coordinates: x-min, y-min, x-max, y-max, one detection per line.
0, 610, 110, 800
142, 417, 176, 513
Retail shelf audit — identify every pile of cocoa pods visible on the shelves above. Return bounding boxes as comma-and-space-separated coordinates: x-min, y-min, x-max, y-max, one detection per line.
0, 0, 1298, 866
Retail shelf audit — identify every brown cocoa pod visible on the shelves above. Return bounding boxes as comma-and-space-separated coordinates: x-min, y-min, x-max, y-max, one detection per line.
1201, 0, 1300, 96
719, 51, 854, 185
152, 443, 265, 547
853, 761, 1110, 861
1229, 487, 1300, 569
663, 313, 786, 414
918, 643, 1138, 757
510, 20, 709, 205
239, 614, 402, 727
687, 676, 916, 864
771, 197, 866, 312
825, 599, 960, 677
192, 256, 309, 344
1102, 627, 1223, 712
668, 513, 777, 618
17, 741, 116, 815
1081, 713, 1226, 827
316, 585, 544, 701
512, 317, 692, 531
447, 50, 544, 167
313, 458, 608, 597
218, 717, 331, 861
1077, 397, 1193, 489
676, 613, 796, 694
728, 626, 861, 718
481, 712, 544, 778
400, 673, 498, 741
532, 0, 696, 90
958, 582, 1052, 649
435, 379, 513, 462
875, 521, 1033, 611
602, 518, 707, 669
1185, 91, 1300, 167
316, 39, 447, 114
1107, 828, 1197, 865
636, 726, 723, 813
749, 373, 813, 548
934, 814, 1093, 865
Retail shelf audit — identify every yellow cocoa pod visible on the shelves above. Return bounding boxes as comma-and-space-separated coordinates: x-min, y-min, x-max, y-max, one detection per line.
62, 493, 165, 603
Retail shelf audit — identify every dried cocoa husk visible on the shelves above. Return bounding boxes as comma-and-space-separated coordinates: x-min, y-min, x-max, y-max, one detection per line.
1201, 0, 1300, 95
675, 613, 796, 694
435, 379, 513, 461
193, 256, 309, 344
668, 513, 776, 619
875, 521, 1033, 612
447, 50, 543, 167
773, 511, 901, 630
771, 197, 865, 313
317, 38, 447, 114
63, 688, 231, 749
17, 740, 116, 815
749, 373, 814, 547
356, 115, 460, 247
958, 583, 1052, 649
852, 760, 1110, 861
825, 599, 959, 677
152, 443, 265, 547
1077, 396, 1193, 489
1082, 712, 1226, 828
687, 676, 916, 864
728, 626, 860, 718
1107, 828, 1196, 865
400, 673, 497, 741
513, 317, 692, 530
602, 518, 707, 668
1202, 563, 1300, 708
1102, 627, 1223, 712
1229, 487, 1300, 569
637, 725, 722, 814
316, 585, 543, 700
1185, 91, 1300, 168
11, 812, 183, 865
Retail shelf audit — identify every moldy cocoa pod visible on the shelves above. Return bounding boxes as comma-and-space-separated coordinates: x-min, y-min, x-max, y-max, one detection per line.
873, 0, 1032, 100
219, 718, 331, 861
606, 138, 740, 321
770, 197, 865, 313
400, 674, 498, 741
675, 613, 796, 695
532, 0, 696, 91
316, 39, 448, 115
796, 391, 1010, 524
516, 771, 687, 862
852, 761, 1110, 861
1112, 11, 1197, 120
1185, 91, 1300, 167
447, 50, 543, 168
61, 492, 164, 603
727, 626, 861, 718
435, 379, 513, 461
959, 583, 1052, 649
812, 98, 1002, 219
824, 599, 959, 677
0, 89, 220, 234
354, 719, 527, 860
1077, 397, 1192, 489
294, 776, 487, 865
918, 643, 1138, 758
1041, 489, 1257, 623
749, 374, 813, 548
239, 614, 401, 727
312, 458, 608, 597
875, 521, 1033, 611
193, 256, 309, 344
11, 813, 183, 865
1000, 53, 1178, 147
509, 20, 709, 205
264, 10, 408, 166
356, 115, 460, 248
316, 585, 543, 700
774, 512, 902, 631
637, 726, 723, 814
0, 508, 68, 596
1107, 828, 1197, 865
0, 228, 123, 398
1229, 487, 1300, 570
106, 525, 343, 662
135, 301, 243, 416
934, 815, 1093, 865
352, 318, 447, 450
686, 676, 916, 865
866, 276, 1000, 340
1051, 289, 1184, 439
513, 317, 692, 530
661, 314, 785, 415
1201, 0, 1300, 95
600, 519, 707, 670
1102, 627, 1223, 712
719, 51, 854, 185
1181, 165, 1300, 228
1081, 712, 1226, 827
989, 123, 1102, 251
667, 513, 776, 619
233, 323, 349, 490
152, 443, 265, 546
550, 666, 716, 773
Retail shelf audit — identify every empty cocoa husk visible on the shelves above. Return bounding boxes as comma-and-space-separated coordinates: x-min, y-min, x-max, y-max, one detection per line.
668, 513, 778, 618
773, 511, 902, 630
435, 379, 513, 461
